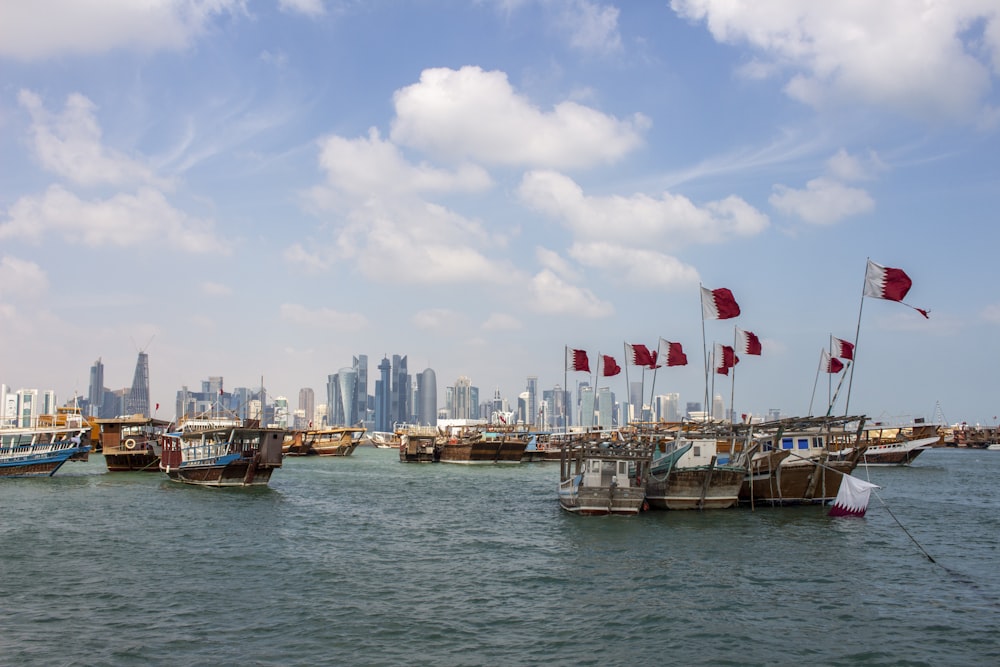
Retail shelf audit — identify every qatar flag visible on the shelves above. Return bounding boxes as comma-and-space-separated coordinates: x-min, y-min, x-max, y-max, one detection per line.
823, 350, 844, 374
737, 328, 762, 355
832, 337, 854, 360
602, 355, 622, 377
829, 474, 880, 517
566, 347, 590, 373
715, 344, 739, 375
658, 339, 688, 367
625, 343, 656, 368
864, 260, 929, 318
701, 286, 741, 320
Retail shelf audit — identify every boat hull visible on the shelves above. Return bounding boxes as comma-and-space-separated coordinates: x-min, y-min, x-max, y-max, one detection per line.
559, 484, 647, 515
103, 451, 160, 472
829, 435, 938, 466
438, 438, 527, 464
739, 458, 855, 505
645, 466, 744, 510
164, 461, 276, 487
0, 445, 91, 478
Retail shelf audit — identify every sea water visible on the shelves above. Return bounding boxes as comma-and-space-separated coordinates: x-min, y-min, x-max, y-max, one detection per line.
1, 447, 998, 666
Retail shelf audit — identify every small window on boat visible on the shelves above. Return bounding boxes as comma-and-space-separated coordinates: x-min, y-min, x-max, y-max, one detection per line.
798, 438, 809, 450
693, 445, 701, 457
763, 439, 773, 451
618, 461, 628, 475
813, 437, 824, 447
782, 437, 793, 450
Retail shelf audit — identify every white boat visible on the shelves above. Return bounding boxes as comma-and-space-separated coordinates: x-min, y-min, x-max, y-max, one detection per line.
829, 421, 941, 466
558, 434, 653, 515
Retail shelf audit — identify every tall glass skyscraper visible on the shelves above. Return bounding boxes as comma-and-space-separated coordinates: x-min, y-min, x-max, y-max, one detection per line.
374, 356, 391, 432
416, 368, 437, 426
88, 358, 104, 418
125, 351, 150, 417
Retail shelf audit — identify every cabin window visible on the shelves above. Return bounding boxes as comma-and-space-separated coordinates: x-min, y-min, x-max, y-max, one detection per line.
782, 437, 793, 450
618, 461, 628, 476
798, 438, 809, 450
813, 437, 824, 448
693, 445, 701, 457
763, 439, 773, 451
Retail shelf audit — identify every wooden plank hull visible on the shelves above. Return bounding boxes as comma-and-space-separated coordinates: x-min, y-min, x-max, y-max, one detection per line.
739, 459, 854, 505
0, 446, 91, 478
104, 451, 160, 472
164, 462, 276, 487
559, 484, 646, 515
645, 467, 743, 510
439, 438, 526, 464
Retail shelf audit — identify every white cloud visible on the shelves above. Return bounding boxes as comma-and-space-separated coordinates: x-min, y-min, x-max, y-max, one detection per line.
769, 177, 875, 225
282, 243, 331, 274
825, 148, 886, 182
0, 256, 48, 300
19, 90, 165, 189
558, 0, 623, 55
0, 0, 244, 61
535, 247, 582, 282
279, 304, 368, 330
1, 185, 230, 253
413, 308, 464, 332
279, 0, 325, 18
201, 282, 232, 297
518, 170, 769, 247
982, 304, 1000, 325
671, 0, 1000, 123
528, 269, 613, 317
482, 313, 523, 331
568, 242, 700, 288
316, 128, 492, 199
390, 66, 648, 168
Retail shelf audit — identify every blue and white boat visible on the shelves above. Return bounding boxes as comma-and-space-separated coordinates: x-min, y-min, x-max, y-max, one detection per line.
0, 423, 92, 478
159, 420, 285, 487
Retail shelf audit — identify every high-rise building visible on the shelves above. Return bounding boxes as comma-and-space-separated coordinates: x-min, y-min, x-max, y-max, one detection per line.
712, 394, 724, 421
353, 355, 368, 426
337, 366, 359, 425
88, 358, 104, 418
579, 385, 595, 429
273, 396, 289, 428
374, 356, 391, 432
596, 387, 613, 428
391, 355, 408, 426
416, 368, 437, 426
526, 376, 538, 427
452, 376, 472, 419
125, 351, 151, 416
517, 391, 529, 425
298, 388, 315, 426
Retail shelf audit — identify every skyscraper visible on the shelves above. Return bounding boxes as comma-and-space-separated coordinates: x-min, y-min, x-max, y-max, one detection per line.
88, 358, 104, 418
125, 351, 150, 416
526, 376, 538, 427
298, 388, 315, 426
391, 354, 408, 426
353, 355, 368, 426
452, 376, 472, 419
416, 368, 437, 426
374, 356, 391, 432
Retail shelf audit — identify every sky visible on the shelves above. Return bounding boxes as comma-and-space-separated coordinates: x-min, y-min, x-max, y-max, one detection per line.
1, 0, 999, 426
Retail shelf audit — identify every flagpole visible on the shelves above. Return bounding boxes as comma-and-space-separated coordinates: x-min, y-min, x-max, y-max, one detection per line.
709, 343, 716, 423
563, 345, 568, 434
827, 361, 852, 417
808, 349, 824, 416
593, 351, 601, 432
623, 342, 630, 426
844, 258, 868, 415
729, 326, 738, 425
700, 284, 710, 419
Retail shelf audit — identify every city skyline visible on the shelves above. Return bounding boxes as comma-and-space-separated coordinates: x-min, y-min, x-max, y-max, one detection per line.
2, 3, 998, 426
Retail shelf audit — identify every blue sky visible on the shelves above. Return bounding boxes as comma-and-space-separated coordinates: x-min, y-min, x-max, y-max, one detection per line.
2, 1, 998, 425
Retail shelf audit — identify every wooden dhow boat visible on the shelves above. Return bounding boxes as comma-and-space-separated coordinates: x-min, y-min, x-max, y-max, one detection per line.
159, 420, 285, 487
735, 415, 869, 507
828, 420, 941, 466
1, 417, 92, 478
283, 426, 366, 456
397, 426, 441, 463
95, 414, 173, 472
643, 426, 745, 511
558, 433, 654, 515
438, 427, 528, 464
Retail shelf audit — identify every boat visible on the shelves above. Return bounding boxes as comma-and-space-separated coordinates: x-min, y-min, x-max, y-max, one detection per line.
1, 418, 92, 478
283, 426, 366, 456
643, 430, 745, 510
369, 431, 399, 449
437, 427, 528, 464
987, 443, 1000, 451
558, 434, 654, 515
94, 414, 173, 472
828, 420, 941, 466
159, 421, 285, 487
397, 426, 441, 463
736, 415, 869, 507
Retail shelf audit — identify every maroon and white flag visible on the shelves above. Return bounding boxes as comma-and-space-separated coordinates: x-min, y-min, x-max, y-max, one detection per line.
823, 349, 844, 374
829, 474, 880, 517
566, 347, 590, 373
715, 343, 739, 375
701, 286, 741, 320
832, 337, 854, 360
602, 355, 622, 377
737, 328, 762, 355
625, 343, 656, 368
658, 339, 688, 367
864, 260, 929, 318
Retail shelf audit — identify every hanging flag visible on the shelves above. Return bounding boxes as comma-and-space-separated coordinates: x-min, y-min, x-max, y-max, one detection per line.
863, 259, 929, 318
829, 474, 880, 517
823, 349, 845, 374
566, 347, 590, 373
602, 355, 622, 377
715, 344, 739, 375
832, 337, 854, 360
701, 286, 741, 320
658, 339, 688, 367
625, 343, 656, 367
737, 328, 762, 355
